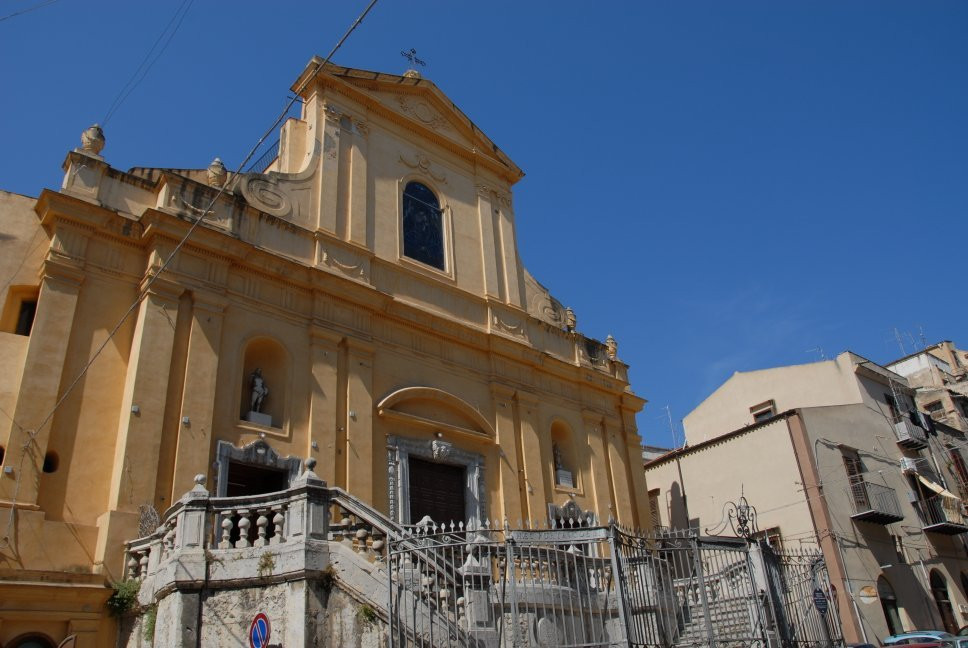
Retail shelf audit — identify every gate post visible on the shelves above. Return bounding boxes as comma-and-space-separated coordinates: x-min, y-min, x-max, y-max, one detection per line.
505, 528, 521, 647
607, 524, 631, 646
747, 541, 785, 648
690, 537, 718, 648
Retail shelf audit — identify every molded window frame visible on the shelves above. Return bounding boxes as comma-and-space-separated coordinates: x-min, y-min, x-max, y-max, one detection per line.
398, 177, 454, 280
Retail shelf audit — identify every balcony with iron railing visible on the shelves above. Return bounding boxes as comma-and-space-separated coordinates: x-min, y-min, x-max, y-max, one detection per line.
848, 481, 904, 524
912, 495, 968, 535
892, 415, 928, 449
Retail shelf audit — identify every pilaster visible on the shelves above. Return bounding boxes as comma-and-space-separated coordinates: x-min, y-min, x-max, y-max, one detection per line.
309, 326, 341, 485
344, 338, 374, 503
514, 390, 547, 522
477, 191, 502, 300
317, 104, 343, 234
107, 280, 181, 511
0, 264, 83, 505
347, 122, 368, 247
603, 414, 636, 525
620, 403, 651, 530
583, 409, 614, 523
490, 383, 522, 521
170, 291, 227, 498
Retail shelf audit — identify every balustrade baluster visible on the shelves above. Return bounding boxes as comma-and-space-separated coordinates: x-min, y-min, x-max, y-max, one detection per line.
237, 509, 252, 548
138, 553, 149, 581
270, 507, 286, 545
127, 555, 139, 580
219, 515, 233, 549
254, 510, 269, 547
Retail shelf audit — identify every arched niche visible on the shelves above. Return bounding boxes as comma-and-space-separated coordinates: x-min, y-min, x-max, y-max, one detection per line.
550, 418, 579, 490
376, 386, 495, 440
239, 336, 290, 429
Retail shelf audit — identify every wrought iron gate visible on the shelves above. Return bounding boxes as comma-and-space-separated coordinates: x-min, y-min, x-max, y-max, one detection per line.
386, 523, 844, 648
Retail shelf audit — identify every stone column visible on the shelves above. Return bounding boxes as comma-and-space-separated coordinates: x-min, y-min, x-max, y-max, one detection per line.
308, 326, 341, 484
0, 262, 83, 506
169, 291, 226, 498
515, 390, 547, 523
490, 383, 523, 521
344, 338, 374, 503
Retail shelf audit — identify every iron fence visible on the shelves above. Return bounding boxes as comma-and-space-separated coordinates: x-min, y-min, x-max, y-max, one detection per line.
387, 522, 844, 648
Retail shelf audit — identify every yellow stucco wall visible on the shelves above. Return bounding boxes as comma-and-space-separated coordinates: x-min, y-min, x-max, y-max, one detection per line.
0, 62, 649, 646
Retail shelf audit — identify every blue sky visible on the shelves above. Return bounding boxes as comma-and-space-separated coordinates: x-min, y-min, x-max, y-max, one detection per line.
2, 1, 966, 448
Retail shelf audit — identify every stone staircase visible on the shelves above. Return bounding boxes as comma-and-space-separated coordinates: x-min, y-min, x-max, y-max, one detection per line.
671, 594, 759, 648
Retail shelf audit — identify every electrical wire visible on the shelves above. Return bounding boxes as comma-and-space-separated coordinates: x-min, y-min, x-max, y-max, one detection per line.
101, 0, 195, 126
0, 0, 381, 548
0, 0, 58, 24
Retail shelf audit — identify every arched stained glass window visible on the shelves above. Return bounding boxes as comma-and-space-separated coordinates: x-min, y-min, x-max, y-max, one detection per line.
402, 181, 444, 270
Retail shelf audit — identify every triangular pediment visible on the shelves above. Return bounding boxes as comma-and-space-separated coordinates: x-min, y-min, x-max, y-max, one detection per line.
293, 61, 523, 182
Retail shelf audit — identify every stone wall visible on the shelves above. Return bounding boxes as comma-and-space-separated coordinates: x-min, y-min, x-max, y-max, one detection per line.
119, 580, 387, 648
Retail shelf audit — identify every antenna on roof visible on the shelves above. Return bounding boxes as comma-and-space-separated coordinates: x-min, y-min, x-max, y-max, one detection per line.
806, 346, 827, 361
661, 405, 682, 449
892, 327, 907, 356
917, 324, 928, 350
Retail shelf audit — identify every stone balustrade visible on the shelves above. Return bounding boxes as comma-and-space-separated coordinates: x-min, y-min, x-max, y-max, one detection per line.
123, 462, 398, 604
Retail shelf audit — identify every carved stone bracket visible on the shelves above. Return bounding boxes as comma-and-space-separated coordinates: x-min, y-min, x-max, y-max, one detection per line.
399, 153, 447, 184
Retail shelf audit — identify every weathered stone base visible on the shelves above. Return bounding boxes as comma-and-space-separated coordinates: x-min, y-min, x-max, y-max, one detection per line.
119, 581, 386, 648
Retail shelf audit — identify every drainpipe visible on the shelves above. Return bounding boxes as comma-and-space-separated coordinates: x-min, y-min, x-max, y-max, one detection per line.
834, 534, 869, 645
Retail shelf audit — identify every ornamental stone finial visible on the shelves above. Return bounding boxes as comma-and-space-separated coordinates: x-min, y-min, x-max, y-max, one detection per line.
207, 157, 227, 187
403, 69, 422, 79
80, 124, 105, 155
605, 334, 618, 360
194, 474, 206, 486
564, 307, 576, 332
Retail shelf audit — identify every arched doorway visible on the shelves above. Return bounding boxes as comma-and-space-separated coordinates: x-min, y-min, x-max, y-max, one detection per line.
7, 634, 57, 648
929, 569, 957, 633
878, 576, 902, 636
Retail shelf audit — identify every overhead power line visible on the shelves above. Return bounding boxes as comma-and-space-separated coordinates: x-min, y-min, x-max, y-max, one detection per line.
1, 0, 382, 548
0, 0, 59, 24
101, 0, 195, 126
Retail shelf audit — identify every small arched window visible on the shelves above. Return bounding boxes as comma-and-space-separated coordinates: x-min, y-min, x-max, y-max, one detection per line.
402, 181, 444, 270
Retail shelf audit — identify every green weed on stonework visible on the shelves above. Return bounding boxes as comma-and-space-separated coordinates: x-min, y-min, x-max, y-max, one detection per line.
106, 578, 141, 616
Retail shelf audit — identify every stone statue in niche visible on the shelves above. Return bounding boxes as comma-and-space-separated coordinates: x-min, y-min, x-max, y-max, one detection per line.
246, 368, 272, 427
553, 442, 574, 489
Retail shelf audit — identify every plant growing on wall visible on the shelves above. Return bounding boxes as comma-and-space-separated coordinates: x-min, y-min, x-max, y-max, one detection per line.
106, 578, 141, 616
257, 551, 276, 579
357, 603, 378, 627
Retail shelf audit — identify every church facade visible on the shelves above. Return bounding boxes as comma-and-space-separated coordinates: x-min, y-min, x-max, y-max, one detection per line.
0, 60, 648, 646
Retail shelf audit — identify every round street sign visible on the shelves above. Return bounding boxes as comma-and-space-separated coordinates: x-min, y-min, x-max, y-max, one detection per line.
812, 588, 829, 615
249, 612, 271, 648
